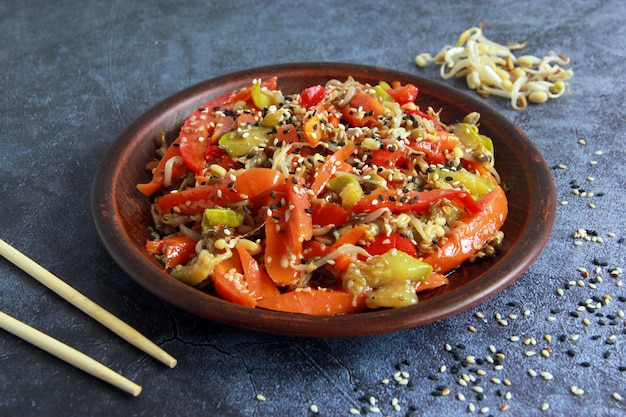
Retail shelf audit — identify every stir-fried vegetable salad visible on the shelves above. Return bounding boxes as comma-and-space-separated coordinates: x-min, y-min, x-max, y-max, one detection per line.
137, 77, 508, 315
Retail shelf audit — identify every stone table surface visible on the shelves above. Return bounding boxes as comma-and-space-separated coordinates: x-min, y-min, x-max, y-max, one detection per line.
1, 1, 625, 416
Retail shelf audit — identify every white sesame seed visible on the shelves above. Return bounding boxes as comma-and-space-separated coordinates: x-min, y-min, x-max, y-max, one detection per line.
458, 378, 468, 387
310, 404, 319, 413
578, 139, 586, 145
349, 407, 360, 414
503, 378, 511, 386
528, 369, 537, 377
491, 377, 502, 384
468, 325, 477, 333
466, 356, 476, 364
541, 349, 551, 358
541, 403, 549, 411
541, 371, 553, 380
613, 392, 623, 401
473, 386, 484, 393
475, 312, 485, 319
256, 394, 266, 401
547, 316, 556, 322
480, 406, 490, 414
468, 403, 476, 413
458, 392, 466, 401
510, 335, 520, 342
505, 391, 512, 400
440, 365, 447, 373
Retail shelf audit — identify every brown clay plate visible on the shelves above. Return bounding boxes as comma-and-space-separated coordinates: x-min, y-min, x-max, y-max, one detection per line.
91, 63, 556, 337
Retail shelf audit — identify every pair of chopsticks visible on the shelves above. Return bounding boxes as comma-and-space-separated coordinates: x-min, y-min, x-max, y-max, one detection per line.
0, 238, 177, 396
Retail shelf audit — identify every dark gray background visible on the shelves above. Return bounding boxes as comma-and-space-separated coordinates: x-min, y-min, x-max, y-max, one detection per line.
1, 1, 624, 416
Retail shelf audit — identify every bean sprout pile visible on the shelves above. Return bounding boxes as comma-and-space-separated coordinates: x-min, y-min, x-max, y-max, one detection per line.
415, 26, 573, 110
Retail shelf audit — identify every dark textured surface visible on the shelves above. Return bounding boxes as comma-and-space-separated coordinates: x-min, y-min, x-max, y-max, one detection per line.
1, 1, 624, 416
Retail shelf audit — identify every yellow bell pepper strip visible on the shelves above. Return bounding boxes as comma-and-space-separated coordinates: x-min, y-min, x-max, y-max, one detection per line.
155, 168, 284, 216
256, 288, 366, 316
309, 142, 356, 196
422, 185, 508, 274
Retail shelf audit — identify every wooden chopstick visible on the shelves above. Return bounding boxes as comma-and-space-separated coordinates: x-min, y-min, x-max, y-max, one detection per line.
0, 238, 177, 368
0, 310, 142, 396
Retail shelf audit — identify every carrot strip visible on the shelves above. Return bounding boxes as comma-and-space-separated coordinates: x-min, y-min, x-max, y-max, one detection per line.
309, 142, 356, 196
415, 273, 449, 293
256, 288, 366, 316
422, 186, 508, 274
212, 251, 257, 308
234, 241, 280, 300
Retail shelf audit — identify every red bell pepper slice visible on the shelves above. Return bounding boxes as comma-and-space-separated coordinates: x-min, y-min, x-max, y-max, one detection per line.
299, 85, 327, 108
365, 232, 418, 259
385, 83, 418, 105
352, 187, 482, 215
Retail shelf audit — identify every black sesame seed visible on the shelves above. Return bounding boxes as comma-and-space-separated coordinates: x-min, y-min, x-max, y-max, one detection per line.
579, 361, 592, 368
604, 351, 612, 359
569, 312, 580, 318
566, 349, 577, 357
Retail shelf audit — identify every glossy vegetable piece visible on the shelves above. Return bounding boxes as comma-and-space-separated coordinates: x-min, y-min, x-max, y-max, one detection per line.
256, 288, 366, 316
263, 187, 302, 287
352, 187, 483, 215
155, 168, 284, 216
170, 249, 232, 286
385, 82, 419, 105
251, 79, 284, 109
178, 77, 278, 176
427, 167, 497, 198
327, 224, 370, 271
309, 142, 356, 196
365, 232, 418, 259
234, 241, 280, 300
327, 174, 364, 208
299, 85, 327, 108
340, 89, 384, 127
422, 186, 508, 273
136, 137, 185, 196
415, 273, 449, 293
212, 251, 257, 308
286, 175, 313, 250
145, 235, 198, 269
202, 208, 245, 229
218, 126, 274, 158
378, 249, 432, 283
